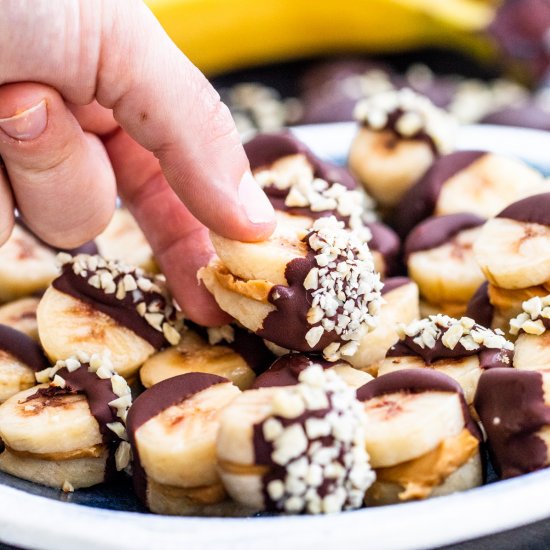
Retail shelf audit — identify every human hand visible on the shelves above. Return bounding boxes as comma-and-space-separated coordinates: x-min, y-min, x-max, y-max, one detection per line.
0, 0, 276, 325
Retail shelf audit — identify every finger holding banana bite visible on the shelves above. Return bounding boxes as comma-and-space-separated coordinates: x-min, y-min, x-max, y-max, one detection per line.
349, 88, 456, 208
0, 351, 132, 490
127, 373, 242, 515
378, 315, 514, 407
0, 324, 50, 403
405, 213, 486, 308
200, 215, 383, 362
474, 193, 550, 290
37, 254, 182, 380
357, 370, 482, 505
217, 365, 375, 514
395, 150, 545, 238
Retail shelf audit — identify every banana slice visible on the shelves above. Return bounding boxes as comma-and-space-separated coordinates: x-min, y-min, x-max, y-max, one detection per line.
405, 214, 485, 305
37, 254, 181, 379
0, 351, 132, 489
395, 151, 545, 237
0, 324, 50, 403
217, 365, 374, 514
474, 194, 550, 289
0, 297, 40, 341
251, 353, 372, 390
201, 215, 383, 362
127, 373, 240, 514
140, 329, 256, 391
96, 208, 156, 272
357, 369, 481, 498
349, 88, 456, 208
475, 368, 550, 479
347, 278, 420, 374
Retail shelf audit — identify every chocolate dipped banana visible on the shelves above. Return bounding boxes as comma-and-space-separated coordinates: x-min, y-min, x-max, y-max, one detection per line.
349, 88, 456, 208
200, 215, 383, 362
140, 325, 264, 391
37, 254, 182, 379
475, 368, 550, 479
474, 193, 550, 290
347, 277, 420, 375
217, 364, 375, 514
358, 370, 482, 505
377, 315, 514, 407
0, 324, 49, 403
405, 214, 486, 313
245, 132, 400, 276
252, 353, 373, 390
127, 373, 242, 515
0, 351, 131, 490
395, 151, 545, 237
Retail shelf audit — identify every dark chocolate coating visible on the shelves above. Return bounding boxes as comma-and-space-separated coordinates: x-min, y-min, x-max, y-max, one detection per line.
356, 369, 481, 440
465, 282, 494, 328
52, 265, 167, 349
481, 103, 550, 132
15, 217, 98, 256
475, 368, 550, 478
0, 323, 49, 371
244, 132, 356, 190
380, 277, 411, 295
126, 372, 228, 505
497, 193, 550, 226
393, 151, 486, 238
404, 213, 485, 258
252, 353, 335, 389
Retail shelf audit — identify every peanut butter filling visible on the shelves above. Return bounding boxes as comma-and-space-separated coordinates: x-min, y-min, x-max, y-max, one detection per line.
6, 443, 105, 462
218, 459, 270, 477
213, 264, 273, 303
375, 429, 479, 500
489, 284, 549, 311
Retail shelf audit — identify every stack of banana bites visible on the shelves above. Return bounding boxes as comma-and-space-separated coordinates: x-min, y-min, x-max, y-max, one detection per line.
1, 84, 550, 518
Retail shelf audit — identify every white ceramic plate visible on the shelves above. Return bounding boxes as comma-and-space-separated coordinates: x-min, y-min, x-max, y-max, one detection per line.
1, 123, 550, 550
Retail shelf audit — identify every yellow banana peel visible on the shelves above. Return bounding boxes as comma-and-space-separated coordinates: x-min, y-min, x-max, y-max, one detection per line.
146, 0, 496, 75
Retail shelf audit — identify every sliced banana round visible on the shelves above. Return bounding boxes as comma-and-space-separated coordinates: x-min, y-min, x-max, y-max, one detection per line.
513, 332, 550, 371
419, 299, 468, 319
0, 297, 40, 341
140, 329, 256, 391
347, 278, 420, 373
474, 195, 550, 289
96, 208, 156, 272
0, 351, 132, 489
38, 254, 181, 379
127, 373, 240, 514
406, 214, 486, 305
217, 365, 375, 514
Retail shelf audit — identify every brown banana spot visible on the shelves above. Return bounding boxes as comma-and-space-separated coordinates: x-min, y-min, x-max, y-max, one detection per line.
20, 393, 86, 415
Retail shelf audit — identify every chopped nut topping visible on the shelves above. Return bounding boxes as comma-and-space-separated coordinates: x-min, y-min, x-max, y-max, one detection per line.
258, 365, 375, 514
354, 88, 456, 154
303, 217, 383, 361
397, 314, 514, 353
62, 480, 75, 493
510, 295, 550, 336
207, 325, 235, 345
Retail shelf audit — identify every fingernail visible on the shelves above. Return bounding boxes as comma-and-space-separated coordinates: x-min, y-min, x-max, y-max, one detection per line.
0, 100, 47, 141
238, 171, 275, 225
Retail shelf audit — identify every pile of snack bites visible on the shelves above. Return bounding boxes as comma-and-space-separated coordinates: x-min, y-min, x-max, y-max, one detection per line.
0, 87, 550, 516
